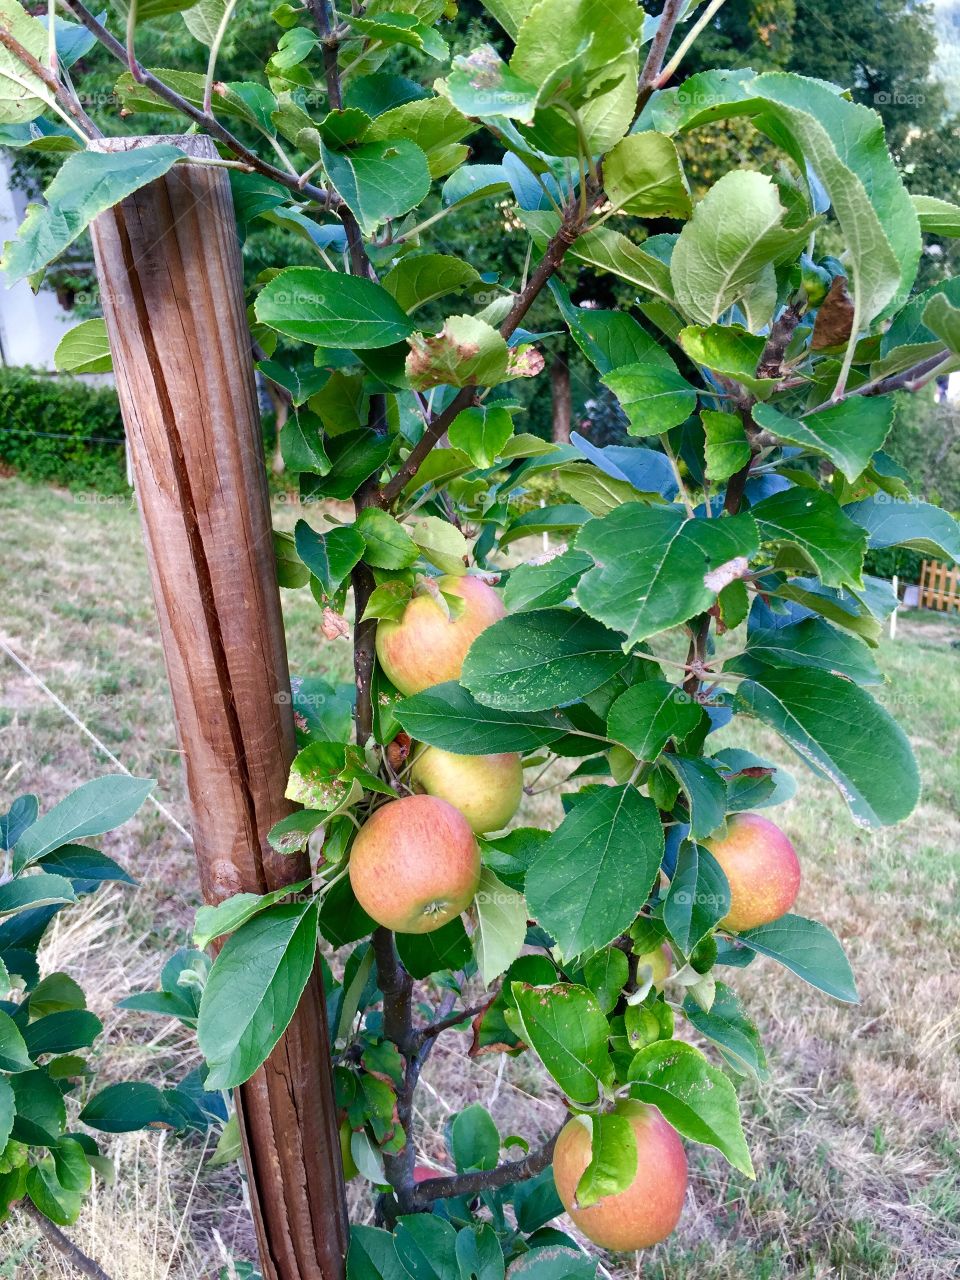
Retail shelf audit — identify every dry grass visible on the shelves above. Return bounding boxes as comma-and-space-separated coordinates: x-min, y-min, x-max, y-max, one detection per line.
1, 476, 959, 1279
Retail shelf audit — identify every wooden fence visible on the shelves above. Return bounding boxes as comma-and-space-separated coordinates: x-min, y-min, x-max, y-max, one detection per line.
919, 559, 960, 612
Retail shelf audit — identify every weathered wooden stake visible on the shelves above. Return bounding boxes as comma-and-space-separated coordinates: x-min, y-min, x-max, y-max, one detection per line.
89, 135, 349, 1280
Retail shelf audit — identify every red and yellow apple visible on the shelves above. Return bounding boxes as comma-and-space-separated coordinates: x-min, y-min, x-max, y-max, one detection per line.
375, 574, 505, 696
348, 794, 480, 934
553, 1101, 687, 1250
705, 812, 801, 932
410, 746, 523, 834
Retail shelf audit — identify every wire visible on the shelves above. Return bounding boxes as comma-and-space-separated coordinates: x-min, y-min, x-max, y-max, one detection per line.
0, 633, 193, 843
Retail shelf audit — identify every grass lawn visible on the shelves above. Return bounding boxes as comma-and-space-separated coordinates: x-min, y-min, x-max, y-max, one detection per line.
1, 474, 959, 1279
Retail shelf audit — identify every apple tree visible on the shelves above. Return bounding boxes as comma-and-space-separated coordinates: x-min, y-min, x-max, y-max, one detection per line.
2, 0, 960, 1272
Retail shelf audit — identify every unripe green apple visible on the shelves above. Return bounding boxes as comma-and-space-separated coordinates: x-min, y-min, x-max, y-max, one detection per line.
705, 812, 801, 931
410, 746, 523, 833
608, 744, 638, 784
553, 1101, 687, 1250
348, 794, 480, 934
339, 1119, 359, 1181
634, 941, 672, 990
375, 574, 505, 696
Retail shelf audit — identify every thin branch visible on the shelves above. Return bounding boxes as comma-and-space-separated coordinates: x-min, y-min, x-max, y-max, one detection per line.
202, 0, 238, 115
807, 349, 951, 410
636, 0, 688, 115
408, 1130, 560, 1209
21, 1202, 115, 1280
57, 0, 343, 211
417, 1001, 488, 1045
0, 25, 101, 137
371, 927, 417, 1207
656, 0, 729, 88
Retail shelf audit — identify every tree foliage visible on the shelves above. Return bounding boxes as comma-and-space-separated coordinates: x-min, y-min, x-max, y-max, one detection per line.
2, 0, 959, 1271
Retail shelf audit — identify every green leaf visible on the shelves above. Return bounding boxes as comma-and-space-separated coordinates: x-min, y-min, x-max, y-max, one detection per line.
455, 1224, 504, 1280
406, 315, 541, 391
321, 138, 431, 235
11, 1070, 66, 1143
303, 429, 391, 502
752, 398, 894, 484
574, 1112, 638, 1209
26, 1158, 83, 1226
23, 1010, 102, 1058
503, 549, 593, 613
28, 973, 86, 1017
78, 1081, 179, 1133
348, 1224, 404, 1280
499, 503, 591, 548
395, 681, 569, 754
628, 1039, 754, 1176
575, 505, 758, 646
0, 1009, 31, 1072
606, 679, 704, 762
602, 363, 697, 435
382, 253, 481, 313
582, 947, 629, 1014
751, 488, 866, 590
568, 226, 675, 303
2, 145, 185, 283
734, 666, 919, 827
347, 11, 449, 60
670, 171, 815, 326
922, 293, 960, 354
603, 132, 690, 219
661, 755, 727, 839
53, 318, 112, 374
193, 881, 309, 949
443, 45, 537, 121
735, 913, 858, 1002
679, 324, 775, 399
279, 412, 330, 477
461, 609, 631, 712
738, 617, 881, 685
13, 775, 152, 871
0, 872, 76, 915
0, 0, 50, 125
1, 793, 37, 849
549, 280, 673, 376
509, 982, 614, 1105
525, 786, 664, 958
448, 406, 514, 469
255, 268, 414, 348
913, 193, 960, 237
394, 1216, 459, 1279
0, 1077, 13, 1154
396, 916, 472, 979
409, 516, 471, 574
198, 901, 320, 1089
682, 981, 768, 1081
451, 1104, 500, 1172
356, 508, 420, 571
295, 521, 366, 597
843, 495, 960, 561
702, 409, 751, 485
664, 842, 730, 954
472, 866, 526, 987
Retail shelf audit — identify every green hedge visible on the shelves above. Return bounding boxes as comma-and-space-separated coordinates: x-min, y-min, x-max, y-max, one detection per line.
0, 367, 127, 494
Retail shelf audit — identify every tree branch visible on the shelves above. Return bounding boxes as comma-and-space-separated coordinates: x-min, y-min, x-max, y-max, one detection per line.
21, 1202, 115, 1280
371, 927, 418, 1207
0, 25, 101, 138
58, 0, 342, 211
408, 1130, 560, 1209
416, 1001, 488, 1045
636, 0, 688, 115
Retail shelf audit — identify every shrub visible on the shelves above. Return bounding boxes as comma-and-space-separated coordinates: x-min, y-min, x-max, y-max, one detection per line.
0, 368, 126, 494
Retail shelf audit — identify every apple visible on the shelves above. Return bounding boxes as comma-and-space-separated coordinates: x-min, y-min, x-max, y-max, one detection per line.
704, 811, 801, 931
338, 1118, 359, 1181
553, 1101, 687, 1250
410, 746, 523, 833
375, 574, 505, 696
634, 941, 672, 990
348, 794, 480, 934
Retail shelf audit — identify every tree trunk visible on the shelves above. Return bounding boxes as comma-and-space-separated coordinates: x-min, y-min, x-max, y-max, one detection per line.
551, 346, 572, 444
88, 135, 348, 1280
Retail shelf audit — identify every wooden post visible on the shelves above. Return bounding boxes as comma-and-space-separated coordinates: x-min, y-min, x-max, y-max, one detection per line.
88, 135, 349, 1280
